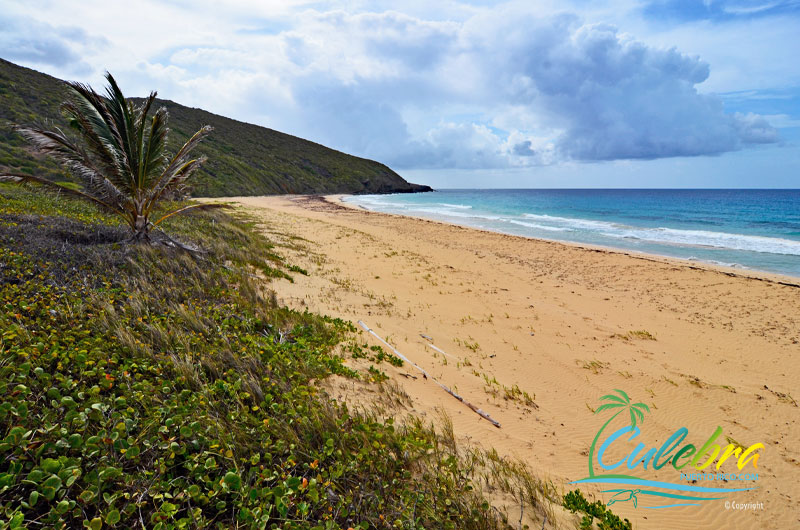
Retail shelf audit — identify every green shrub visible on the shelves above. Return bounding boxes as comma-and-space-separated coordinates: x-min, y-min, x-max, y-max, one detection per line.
563, 489, 632, 530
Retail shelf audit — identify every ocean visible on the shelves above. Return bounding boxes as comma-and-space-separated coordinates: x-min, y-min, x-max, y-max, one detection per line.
344, 189, 800, 278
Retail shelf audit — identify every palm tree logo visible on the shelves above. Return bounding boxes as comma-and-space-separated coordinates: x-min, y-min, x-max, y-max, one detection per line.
588, 389, 650, 478
574, 389, 749, 510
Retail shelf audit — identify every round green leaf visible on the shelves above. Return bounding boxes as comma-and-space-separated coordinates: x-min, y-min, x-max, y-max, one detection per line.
105, 509, 121, 525
223, 472, 241, 491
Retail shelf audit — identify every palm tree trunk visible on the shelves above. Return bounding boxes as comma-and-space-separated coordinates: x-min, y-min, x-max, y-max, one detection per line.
131, 214, 150, 242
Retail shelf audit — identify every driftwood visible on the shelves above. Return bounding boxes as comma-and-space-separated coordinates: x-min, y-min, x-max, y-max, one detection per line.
419, 333, 458, 360
358, 320, 501, 428
425, 342, 457, 360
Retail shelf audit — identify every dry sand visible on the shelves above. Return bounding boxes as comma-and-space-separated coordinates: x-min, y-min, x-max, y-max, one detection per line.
208, 194, 799, 529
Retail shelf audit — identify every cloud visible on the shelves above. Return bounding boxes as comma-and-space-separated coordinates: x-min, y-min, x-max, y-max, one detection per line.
0, 2, 783, 171
0, 14, 105, 73
263, 9, 778, 166
474, 17, 778, 160
512, 140, 537, 156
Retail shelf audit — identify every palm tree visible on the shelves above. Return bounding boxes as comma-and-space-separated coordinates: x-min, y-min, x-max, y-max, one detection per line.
3, 72, 218, 242
588, 389, 650, 477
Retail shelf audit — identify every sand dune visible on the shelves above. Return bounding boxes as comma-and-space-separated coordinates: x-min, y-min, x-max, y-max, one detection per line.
210, 194, 799, 530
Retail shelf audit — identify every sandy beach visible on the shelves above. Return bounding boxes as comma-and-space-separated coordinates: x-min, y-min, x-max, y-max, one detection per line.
212, 194, 799, 529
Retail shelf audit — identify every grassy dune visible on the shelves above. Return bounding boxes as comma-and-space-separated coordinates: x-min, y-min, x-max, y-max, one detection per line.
0, 185, 582, 529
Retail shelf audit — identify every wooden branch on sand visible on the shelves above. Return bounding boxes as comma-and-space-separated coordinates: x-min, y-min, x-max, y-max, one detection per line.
425, 342, 457, 360
358, 320, 501, 428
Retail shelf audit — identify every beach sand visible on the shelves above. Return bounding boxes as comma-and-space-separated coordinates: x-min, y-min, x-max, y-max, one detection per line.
208, 194, 799, 529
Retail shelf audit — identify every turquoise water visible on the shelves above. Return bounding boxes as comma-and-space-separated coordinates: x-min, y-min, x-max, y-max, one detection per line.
344, 189, 800, 278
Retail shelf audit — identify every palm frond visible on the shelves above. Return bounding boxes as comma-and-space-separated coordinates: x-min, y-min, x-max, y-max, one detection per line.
146, 156, 205, 208
100, 72, 139, 185
161, 126, 212, 178
140, 106, 169, 188
14, 126, 131, 213
0, 172, 118, 213
594, 402, 626, 414
61, 100, 126, 187
64, 81, 132, 189
147, 126, 212, 202
613, 389, 630, 403
632, 402, 650, 413
631, 407, 645, 425
600, 393, 626, 404
134, 92, 160, 187
134, 92, 158, 155
629, 408, 638, 429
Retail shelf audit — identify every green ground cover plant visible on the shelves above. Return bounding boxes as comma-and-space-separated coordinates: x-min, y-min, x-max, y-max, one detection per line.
0, 184, 546, 529
562, 489, 632, 530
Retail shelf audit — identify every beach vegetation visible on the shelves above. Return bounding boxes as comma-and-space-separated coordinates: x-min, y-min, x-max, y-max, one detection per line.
287, 264, 308, 276
367, 365, 390, 382
562, 489, 632, 530
726, 436, 746, 451
612, 330, 656, 341
503, 384, 537, 408
345, 343, 401, 367
454, 337, 481, 352
479, 374, 536, 408
0, 184, 565, 529
579, 359, 609, 374
685, 375, 705, 388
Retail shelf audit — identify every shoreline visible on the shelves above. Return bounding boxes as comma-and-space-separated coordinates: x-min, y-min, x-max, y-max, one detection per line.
203, 193, 800, 530
328, 193, 800, 287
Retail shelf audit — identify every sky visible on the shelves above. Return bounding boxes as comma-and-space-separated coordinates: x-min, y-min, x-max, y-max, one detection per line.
1, 0, 799, 188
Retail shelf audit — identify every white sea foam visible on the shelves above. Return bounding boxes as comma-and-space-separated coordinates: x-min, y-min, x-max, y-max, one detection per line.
413, 207, 502, 221
521, 213, 618, 231
602, 227, 800, 256
507, 219, 570, 232
687, 257, 747, 269
349, 197, 800, 257
519, 213, 800, 256
438, 203, 472, 209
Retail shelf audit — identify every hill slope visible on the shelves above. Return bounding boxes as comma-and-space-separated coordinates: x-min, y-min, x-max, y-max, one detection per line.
0, 58, 431, 196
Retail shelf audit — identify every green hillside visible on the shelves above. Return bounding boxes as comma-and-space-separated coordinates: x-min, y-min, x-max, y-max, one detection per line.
0, 58, 431, 197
